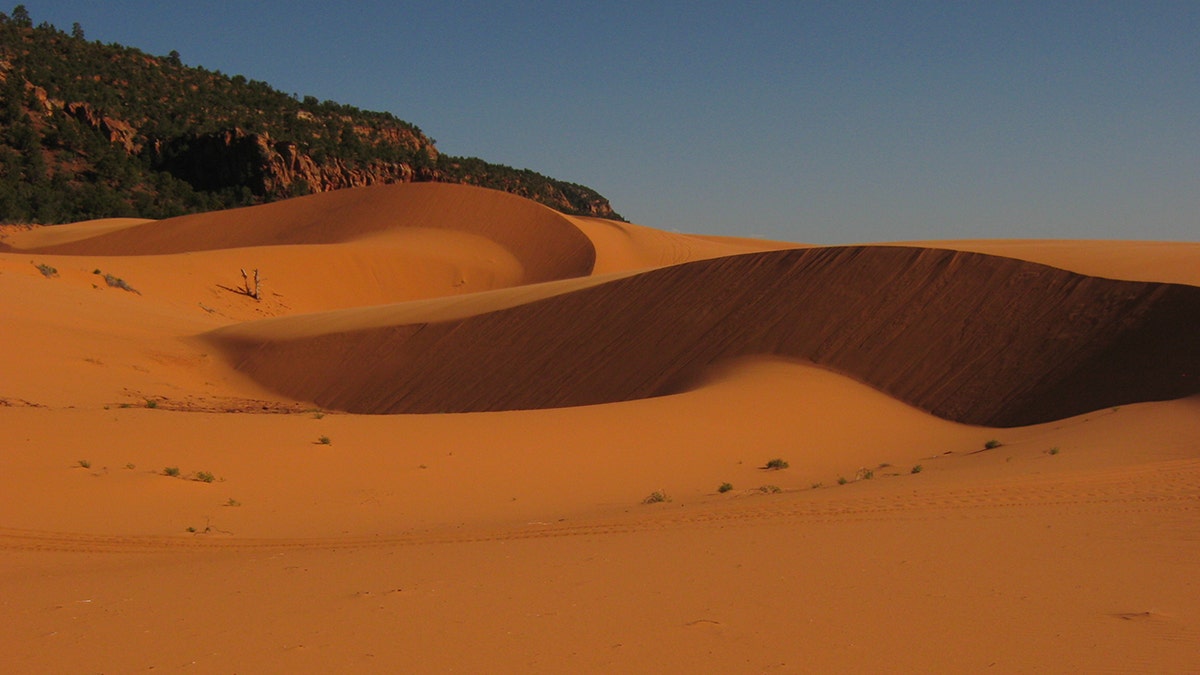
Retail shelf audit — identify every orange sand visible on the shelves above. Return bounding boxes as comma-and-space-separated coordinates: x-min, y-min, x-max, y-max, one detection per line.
2, 183, 1197, 672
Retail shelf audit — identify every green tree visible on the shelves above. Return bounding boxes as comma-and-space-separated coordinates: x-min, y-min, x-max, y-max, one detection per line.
10, 4, 30, 27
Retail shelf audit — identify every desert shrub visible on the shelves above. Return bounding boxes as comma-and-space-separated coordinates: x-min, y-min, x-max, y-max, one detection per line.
104, 273, 138, 293
317, 435, 331, 445
1048, 447, 1060, 456
77, 459, 90, 468
984, 439, 1002, 450
718, 482, 733, 493
195, 471, 215, 483
837, 476, 848, 485
911, 464, 923, 474
758, 485, 782, 494
163, 466, 180, 477
35, 263, 57, 277
642, 490, 669, 504
765, 458, 789, 470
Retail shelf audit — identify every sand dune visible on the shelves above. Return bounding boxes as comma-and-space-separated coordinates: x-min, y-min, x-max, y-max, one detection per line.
2, 183, 1198, 673
209, 244, 1199, 426
15, 182, 598, 286
893, 238, 1200, 285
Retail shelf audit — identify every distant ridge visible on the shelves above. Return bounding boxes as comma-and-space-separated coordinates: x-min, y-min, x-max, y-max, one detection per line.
208, 245, 1200, 426
0, 10, 621, 223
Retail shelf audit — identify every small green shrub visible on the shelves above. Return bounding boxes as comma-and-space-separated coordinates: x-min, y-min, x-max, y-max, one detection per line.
125, 463, 136, 470
717, 482, 734, 493
984, 439, 1002, 450
35, 263, 57, 278
195, 471, 215, 483
856, 468, 874, 480
145, 399, 158, 409
911, 464, 923, 474
163, 466, 180, 477
1048, 447, 1060, 456
837, 476, 848, 485
317, 435, 332, 445
77, 459, 91, 469
764, 458, 789, 470
642, 490, 669, 504
758, 485, 782, 494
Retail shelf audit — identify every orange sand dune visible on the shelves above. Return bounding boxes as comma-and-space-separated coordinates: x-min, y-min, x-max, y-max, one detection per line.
894, 238, 1200, 285
15, 182, 598, 285
566, 213, 796, 273
2, 184, 1198, 673
0, 184, 780, 407
2, 381, 1197, 672
210, 245, 1200, 426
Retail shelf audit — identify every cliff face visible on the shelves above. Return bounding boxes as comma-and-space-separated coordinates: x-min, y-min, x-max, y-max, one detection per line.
0, 14, 621, 223
149, 129, 421, 196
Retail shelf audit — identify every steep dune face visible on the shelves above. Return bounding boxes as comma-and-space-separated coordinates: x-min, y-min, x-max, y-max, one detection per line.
22, 183, 597, 285
208, 246, 1199, 426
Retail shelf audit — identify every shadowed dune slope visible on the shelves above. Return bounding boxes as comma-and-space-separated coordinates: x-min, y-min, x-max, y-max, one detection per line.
208, 245, 1200, 426
893, 239, 1200, 286
21, 183, 596, 284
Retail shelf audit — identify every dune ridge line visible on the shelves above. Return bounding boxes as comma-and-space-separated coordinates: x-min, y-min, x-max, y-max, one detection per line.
207, 245, 1200, 426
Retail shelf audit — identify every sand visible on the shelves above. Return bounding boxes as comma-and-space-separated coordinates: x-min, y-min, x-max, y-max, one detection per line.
1, 183, 1197, 673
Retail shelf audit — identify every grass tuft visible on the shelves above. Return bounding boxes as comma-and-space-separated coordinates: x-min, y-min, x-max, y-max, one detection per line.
317, 435, 332, 445
163, 466, 180, 477
194, 471, 215, 483
764, 458, 789, 470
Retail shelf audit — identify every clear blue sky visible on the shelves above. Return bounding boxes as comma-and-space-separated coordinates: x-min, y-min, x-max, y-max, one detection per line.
15, 1, 1199, 243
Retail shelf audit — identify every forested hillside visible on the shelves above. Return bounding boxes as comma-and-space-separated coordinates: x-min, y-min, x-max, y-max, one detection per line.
0, 6, 621, 223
